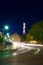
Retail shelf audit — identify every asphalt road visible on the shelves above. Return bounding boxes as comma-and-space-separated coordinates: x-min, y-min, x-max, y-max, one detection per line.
0, 44, 43, 65
0, 43, 43, 65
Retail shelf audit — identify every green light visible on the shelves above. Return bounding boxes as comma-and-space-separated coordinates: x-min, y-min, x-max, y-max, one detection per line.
7, 33, 9, 36
4, 25, 9, 30
6, 33, 10, 38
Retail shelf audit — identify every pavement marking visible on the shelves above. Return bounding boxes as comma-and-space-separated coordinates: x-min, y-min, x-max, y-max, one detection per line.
33, 48, 40, 54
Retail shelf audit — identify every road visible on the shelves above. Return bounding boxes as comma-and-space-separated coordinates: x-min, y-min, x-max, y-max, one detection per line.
0, 42, 43, 65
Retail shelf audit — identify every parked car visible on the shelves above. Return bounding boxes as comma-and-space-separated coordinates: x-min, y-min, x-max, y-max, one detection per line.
5, 41, 12, 46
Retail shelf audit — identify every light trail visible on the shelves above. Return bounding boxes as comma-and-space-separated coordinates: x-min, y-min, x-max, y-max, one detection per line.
33, 48, 40, 54
23, 43, 43, 47
11, 41, 35, 49
12, 41, 43, 49
12, 41, 43, 56
12, 41, 34, 56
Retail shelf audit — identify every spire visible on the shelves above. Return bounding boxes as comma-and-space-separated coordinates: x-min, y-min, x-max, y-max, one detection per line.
23, 22, 26, 34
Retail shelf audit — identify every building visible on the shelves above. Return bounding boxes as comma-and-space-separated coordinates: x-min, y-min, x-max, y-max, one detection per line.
11, 33, 21, 42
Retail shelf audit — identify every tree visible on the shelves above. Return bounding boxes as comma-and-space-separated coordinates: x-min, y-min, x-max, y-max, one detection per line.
0, 35, 4, 43
21, 34, 26, 42
26, 34, 31, 42
28, 20, 43, 43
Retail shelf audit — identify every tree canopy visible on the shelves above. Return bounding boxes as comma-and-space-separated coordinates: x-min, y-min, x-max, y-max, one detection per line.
28, 20, 43, 42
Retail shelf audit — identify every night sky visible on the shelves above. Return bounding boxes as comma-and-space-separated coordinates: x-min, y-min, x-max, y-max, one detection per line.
0, 0, 43, 35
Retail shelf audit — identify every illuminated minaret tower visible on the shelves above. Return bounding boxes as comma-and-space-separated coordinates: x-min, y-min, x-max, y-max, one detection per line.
23, 22, 26, 34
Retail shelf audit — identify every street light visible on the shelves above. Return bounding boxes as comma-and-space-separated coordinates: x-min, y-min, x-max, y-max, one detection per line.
0, 25, 9, 35
6, 33, 10, 37
4, 25, 9, 30
4, 25, 9, 35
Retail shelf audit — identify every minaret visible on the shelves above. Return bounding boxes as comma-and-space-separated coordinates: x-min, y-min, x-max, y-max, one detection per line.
23, 22, 26, 34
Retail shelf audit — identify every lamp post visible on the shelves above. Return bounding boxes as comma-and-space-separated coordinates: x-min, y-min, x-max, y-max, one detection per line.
0, 25, 9, 45
0, 25, 9, 35
4, 25, 9, 35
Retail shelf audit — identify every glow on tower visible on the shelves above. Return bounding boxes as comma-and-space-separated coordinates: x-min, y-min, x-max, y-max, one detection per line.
23, 22, 26, 34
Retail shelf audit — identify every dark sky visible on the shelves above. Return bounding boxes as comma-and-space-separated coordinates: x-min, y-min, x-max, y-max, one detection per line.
0, 0, 43, 35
